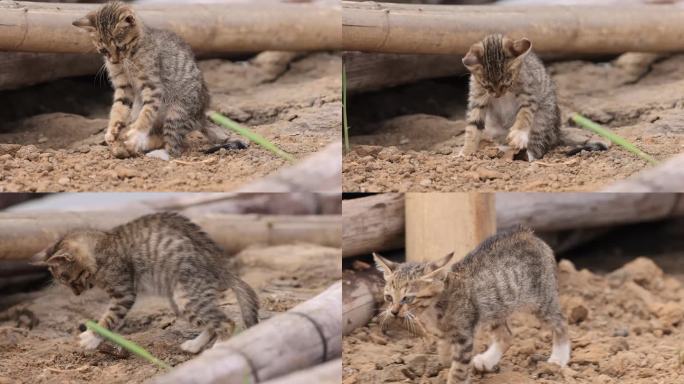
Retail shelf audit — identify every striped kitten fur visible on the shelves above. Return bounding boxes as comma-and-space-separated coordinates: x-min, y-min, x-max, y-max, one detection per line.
33, 212, 259, 354
374, 226, 570, 384
73, 2, 243, 159
461, 34, 561, 161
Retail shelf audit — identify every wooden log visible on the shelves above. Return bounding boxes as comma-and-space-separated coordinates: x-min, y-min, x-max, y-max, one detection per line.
602, 154, 684, 193
405, 192, 496, 262
342, 193, 404, 258
496, 193, 684, 231
0, 212, 341, 261
342, 268, 383, 335
152, 281, 342, 384
342, 2, 684, 55
0, 1, 340, 54
342, 192, 684, 258
0, 52, 101, 91
260, 359, 341, 384
236, 141, 342, 193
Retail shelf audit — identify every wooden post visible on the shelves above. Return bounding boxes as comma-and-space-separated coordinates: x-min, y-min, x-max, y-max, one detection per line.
405, 193, 495, 262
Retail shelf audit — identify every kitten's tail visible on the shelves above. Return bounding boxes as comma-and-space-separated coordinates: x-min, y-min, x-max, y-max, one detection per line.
560, 127, 610, 156
230, 276, 260, 328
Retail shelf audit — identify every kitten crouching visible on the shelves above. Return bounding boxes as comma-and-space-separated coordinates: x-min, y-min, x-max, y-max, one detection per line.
33, 212, 259, 354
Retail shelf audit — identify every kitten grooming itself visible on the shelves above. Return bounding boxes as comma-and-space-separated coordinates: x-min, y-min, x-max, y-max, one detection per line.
73, 1, 244, 159
33, 212, 259, 354
374, 226, 570, 384
460, 34, 561, 161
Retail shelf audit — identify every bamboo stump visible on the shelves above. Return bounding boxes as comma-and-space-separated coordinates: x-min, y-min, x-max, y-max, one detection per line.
405, 193, 496, 262
153, 281, 342, 384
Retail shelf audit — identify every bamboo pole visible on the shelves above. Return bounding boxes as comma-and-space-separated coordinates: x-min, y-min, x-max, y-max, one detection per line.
342, 2, 684, 55
152, 281, 342, 384
342, 193, 404, 258
0, 1, 340, 54
260, 359, 341, 384
405, 192, 496, 262
0, 212, 341, 261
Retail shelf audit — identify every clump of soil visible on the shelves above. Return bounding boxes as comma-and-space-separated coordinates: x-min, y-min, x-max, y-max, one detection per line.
0, 52, 341, 192
343, 54, 684, 192
343, 257, 684, 384
0, 244, 341, 383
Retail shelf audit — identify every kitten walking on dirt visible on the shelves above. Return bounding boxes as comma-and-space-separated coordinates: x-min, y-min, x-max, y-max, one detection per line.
33, 212, 259, 354
73, 1, 244, 159
374, 226, 570, 384
460, 34, 561, 161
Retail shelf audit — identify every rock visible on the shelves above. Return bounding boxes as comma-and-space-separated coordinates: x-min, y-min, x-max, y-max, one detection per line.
654, 302, 684, 327
419, 179, 432, 187
558, 259, 577, 274
0, 154, 12, 162
354, 145, 383, 158
57, 177, 70, 186
476, 167, 506, 180
609, 338, 629, 354
612, 328, 629, 337
0, 144, 21, 156
567, 297, 589, 324
381, 365, 407, 382
377, 147, 401, 162
15, 145, 40, 161
114, 166, 142, 179
609, 257, 663, 289
405, 354, 429, 377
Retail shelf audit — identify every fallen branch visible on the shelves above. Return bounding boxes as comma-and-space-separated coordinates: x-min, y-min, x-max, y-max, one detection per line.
0, 1, 340, 54
152, 281, 342, 384
260, 359, 341, 384
342, 193, 404, 258
342, 2, 684, 54
0, 212, 341, 261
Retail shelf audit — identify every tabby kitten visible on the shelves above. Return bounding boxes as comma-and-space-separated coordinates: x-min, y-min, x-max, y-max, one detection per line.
73, 2, 241, 159
460, 34, 561, 161
374, 226, 570, 384
33, 212, 259, 354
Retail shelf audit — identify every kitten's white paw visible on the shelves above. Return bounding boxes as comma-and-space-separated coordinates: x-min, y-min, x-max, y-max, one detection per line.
180, 330, 213, 354
105, 131, 116, 144
472, 342, 503, 372
124, 130, 150, 153
526, 150, 538, 162
79, 330, 102, 350
146, 149, 170, 161
507, 130, 529, 150
548, 340, 571, 367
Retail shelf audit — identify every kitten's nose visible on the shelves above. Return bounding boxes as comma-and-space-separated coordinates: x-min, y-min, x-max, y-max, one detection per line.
390, 309, 399, 317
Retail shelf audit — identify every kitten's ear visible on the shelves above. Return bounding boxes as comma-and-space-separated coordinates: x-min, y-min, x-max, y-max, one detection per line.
507, 37, 532, 58
425, 252, 455, 273
462, 44, 483, 69
29, 241, 61, 266
72, 12, 96, 33
373, 252, 397, 279
46, 251, 73, 266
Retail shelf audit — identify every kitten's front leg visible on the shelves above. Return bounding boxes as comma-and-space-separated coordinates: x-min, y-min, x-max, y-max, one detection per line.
125, 72, 163, 154
460, 94, 488, 157
446, 331, 474, 384
507, 94, 538, 154
80, 284, 136, 350
106, 65, 133, 144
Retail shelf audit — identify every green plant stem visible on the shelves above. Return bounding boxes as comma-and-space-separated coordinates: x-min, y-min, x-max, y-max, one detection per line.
343, 64, 350, 153
209, 112, 295, 162
570, 113, 658, 165
85, 321, 171, 370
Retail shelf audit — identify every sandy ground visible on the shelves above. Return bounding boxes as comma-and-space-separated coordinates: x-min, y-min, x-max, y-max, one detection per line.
0, 244, 341, 384
343, 54, 684, 192
342, 257, 684, 384
0, 52, 341, 192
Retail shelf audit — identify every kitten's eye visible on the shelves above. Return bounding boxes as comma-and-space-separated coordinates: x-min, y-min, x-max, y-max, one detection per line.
98, 48, 109, 57
59, 272, 69, 282
384, 294, 393, 303
400, 296, 415, 304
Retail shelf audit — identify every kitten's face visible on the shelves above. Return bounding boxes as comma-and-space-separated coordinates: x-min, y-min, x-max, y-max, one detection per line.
373, 252, 453, 333
72, 2, 141, 64
32, 232, 100, 296
462, 35, 532, 98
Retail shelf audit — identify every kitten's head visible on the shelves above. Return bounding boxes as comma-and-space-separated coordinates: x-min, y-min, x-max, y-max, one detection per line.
373, 252, 454, 333
72, 1, 142, 64
462, 34, 532, 98
31, 231, 102, 296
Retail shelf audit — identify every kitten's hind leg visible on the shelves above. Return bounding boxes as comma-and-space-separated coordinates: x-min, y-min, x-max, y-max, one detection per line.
173, 285, 231, 354
473, 321, 512, 373
201, 122, 249, 154
160, 105, 193, 158
537, 302, 571, 367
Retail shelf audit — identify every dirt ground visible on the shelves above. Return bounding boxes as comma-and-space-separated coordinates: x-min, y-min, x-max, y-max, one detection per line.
343, 54, 684, 192
0, 243, 341, 384
342, 256, 684, 384
0, 52, 341, 192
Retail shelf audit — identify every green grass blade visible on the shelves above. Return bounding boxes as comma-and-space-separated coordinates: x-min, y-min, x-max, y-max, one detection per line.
209, 112, 295, 162
85, 320, 171, 370
343, 63, 350, 153
570, 113, 658, 165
